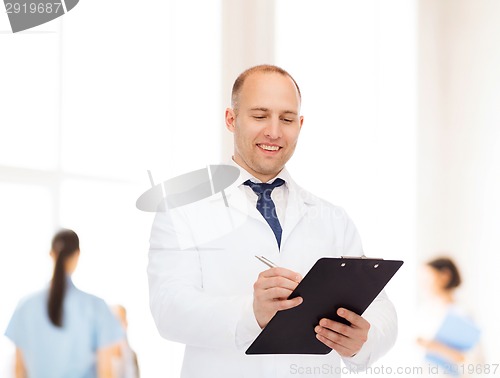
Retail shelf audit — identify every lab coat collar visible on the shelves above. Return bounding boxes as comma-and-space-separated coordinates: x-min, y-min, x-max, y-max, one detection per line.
211, 159, 318, 246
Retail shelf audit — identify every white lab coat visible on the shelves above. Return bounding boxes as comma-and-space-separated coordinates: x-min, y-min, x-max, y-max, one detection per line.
148, 168, 397, 378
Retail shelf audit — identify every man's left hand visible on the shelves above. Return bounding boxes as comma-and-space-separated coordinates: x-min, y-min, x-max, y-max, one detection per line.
314, 308, 370, 357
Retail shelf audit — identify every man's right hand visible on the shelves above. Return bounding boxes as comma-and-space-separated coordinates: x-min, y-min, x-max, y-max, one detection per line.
253, 267, 303, 329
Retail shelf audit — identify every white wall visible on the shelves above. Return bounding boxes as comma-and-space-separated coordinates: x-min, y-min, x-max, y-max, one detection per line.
418, 0, 500, 363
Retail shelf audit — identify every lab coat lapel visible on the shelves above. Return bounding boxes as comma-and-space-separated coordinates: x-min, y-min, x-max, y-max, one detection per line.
208, 184, 266, 224
281, 181, 311, 248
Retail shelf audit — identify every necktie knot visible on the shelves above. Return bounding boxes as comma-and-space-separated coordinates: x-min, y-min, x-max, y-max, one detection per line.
243, 178, 285, 196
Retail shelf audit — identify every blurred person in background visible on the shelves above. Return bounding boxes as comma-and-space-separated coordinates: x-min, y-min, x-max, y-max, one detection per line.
4, 229, 123, 378
417, 256, 483, 377
111, 305, 140, 378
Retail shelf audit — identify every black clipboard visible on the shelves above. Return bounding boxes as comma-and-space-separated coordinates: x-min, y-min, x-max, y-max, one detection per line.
245, 257, 403, 355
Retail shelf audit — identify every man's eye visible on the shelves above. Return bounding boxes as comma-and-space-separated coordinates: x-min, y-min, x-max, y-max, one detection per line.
282, 118, 293, 123
253, 116, 266, 120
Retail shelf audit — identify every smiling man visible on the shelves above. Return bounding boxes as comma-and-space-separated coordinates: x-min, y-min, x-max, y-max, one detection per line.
148, 65, 398, 377
226, 66, 303, 183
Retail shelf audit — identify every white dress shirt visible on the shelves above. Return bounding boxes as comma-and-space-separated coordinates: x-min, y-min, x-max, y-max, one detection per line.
148, 162, 398, 377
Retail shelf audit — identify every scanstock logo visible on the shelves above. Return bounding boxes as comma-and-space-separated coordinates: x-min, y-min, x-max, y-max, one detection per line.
4, 0, 79, 33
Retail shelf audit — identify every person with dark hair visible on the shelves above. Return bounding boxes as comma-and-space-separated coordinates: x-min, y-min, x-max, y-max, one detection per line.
417, 256, 482, 377
427, 257, 462, 291
148, 65, 398, 377
4, 229, 123, 378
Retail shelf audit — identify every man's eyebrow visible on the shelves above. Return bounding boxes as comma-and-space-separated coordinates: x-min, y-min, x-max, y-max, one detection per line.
248, 107, 298, 116
249, 107, 269, 112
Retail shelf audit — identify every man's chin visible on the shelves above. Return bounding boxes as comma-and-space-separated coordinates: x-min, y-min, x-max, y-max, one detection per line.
253, 163, 284, 178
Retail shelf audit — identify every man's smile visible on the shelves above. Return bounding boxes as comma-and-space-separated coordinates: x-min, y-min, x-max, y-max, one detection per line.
257, 143, 282, 152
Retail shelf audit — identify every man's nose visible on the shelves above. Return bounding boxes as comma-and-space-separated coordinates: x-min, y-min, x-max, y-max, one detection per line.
264, 117, 282, 139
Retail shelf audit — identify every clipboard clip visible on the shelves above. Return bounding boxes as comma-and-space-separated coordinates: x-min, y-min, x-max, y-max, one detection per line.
341, 254, 384, 260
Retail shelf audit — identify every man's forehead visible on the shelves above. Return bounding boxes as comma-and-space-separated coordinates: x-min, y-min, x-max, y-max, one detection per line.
239, 73, 300, 103
242, 71, 294, 89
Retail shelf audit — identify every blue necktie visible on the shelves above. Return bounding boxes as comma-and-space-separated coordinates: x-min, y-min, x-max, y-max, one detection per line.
244, 178, 285, 248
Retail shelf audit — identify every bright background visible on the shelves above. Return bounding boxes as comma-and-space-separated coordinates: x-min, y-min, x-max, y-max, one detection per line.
1, 0, 499, 377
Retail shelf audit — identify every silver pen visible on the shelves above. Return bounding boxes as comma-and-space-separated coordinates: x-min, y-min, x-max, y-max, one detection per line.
255, 255, 278, 268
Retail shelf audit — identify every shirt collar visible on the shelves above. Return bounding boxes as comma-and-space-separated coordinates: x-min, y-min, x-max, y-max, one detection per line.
228, 157, 290, 187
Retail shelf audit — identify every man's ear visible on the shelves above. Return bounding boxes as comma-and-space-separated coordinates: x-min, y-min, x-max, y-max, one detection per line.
225, 108, 236, 132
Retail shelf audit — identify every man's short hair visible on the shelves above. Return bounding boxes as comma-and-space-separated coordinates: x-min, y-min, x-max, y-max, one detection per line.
231, 64, 302, 112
